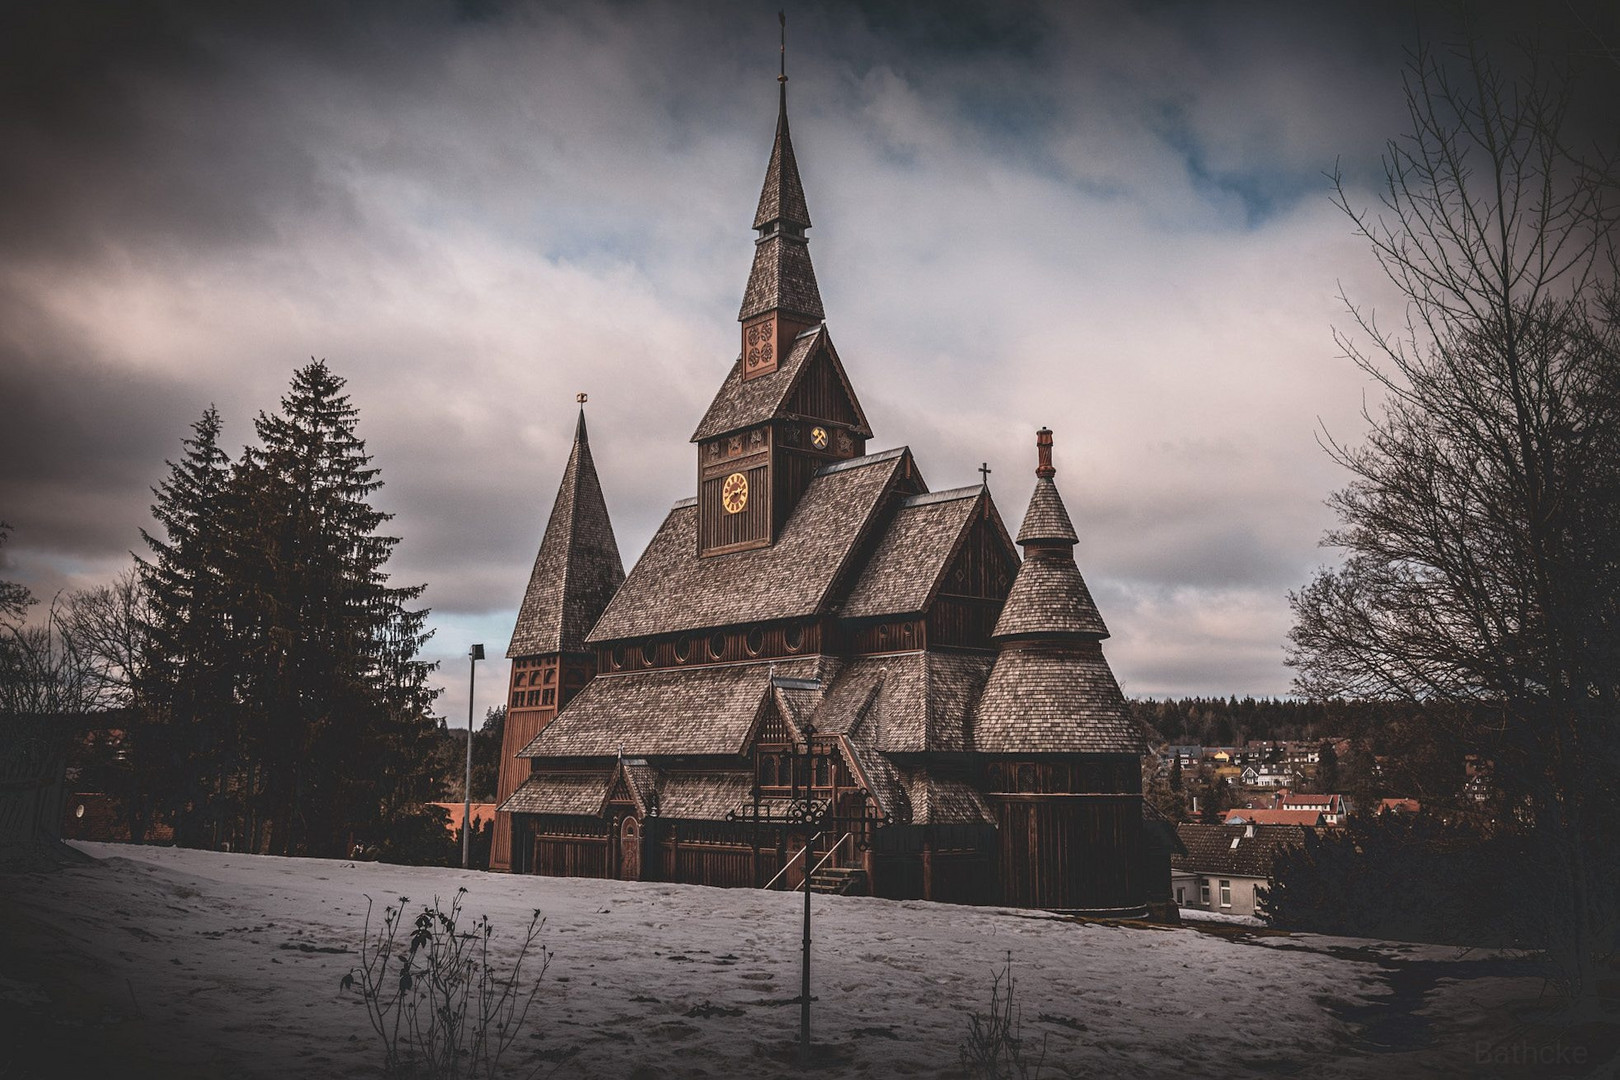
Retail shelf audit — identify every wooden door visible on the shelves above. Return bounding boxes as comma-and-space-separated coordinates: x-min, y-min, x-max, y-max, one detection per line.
619, 816, 641, 881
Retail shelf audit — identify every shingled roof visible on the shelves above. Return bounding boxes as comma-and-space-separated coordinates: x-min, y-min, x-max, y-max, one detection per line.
507, 410, 626, 658
740, 82, 822, 322
498, 772, 609, 816
519, 656, 829, 758
809, 651, 995, 754
753, 82, 811, 230
588, 448, 912, 641
1016, 478, 1078, 545
740, 234, 824, 322
1172, 822, 1310, 878
692, 326, 871, 442
841, 487, 985, 619
992, 550, 1108, 639
972, 640, 1141, 754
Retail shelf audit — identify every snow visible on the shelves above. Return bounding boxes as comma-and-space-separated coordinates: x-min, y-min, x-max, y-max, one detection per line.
2, 842, 1545, 1078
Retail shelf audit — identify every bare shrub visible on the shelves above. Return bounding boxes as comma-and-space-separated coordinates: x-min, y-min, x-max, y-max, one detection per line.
959, 953, 1047, 1080
341, 888, 554, 1079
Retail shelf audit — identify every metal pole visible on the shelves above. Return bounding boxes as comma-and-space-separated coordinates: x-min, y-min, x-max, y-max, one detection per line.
800, 841, 811, 1064
463, 644, 483, 869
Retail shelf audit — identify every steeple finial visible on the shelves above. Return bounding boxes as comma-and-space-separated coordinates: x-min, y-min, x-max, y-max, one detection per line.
779, 10, 787, 83
1036, 427, 1055, 479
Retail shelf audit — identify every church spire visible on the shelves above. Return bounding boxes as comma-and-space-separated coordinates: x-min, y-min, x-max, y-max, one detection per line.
507, 399, 626, 658
739, 14, 823, 379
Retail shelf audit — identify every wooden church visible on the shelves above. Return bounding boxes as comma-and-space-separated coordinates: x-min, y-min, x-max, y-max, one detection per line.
490, 65, 1151, 916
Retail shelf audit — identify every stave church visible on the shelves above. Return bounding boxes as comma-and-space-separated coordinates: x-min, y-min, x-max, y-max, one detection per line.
490, 60, 1159, 916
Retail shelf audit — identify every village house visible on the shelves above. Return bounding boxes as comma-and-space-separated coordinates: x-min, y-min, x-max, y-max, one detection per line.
1171, 822, 1310, 918
1222, 808, 1325, 827
1278, 792, 1347, 825
488, 66, 1156, 915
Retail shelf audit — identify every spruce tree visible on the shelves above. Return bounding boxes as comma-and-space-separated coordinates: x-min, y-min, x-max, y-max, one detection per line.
230, 360, 437, 856
138, 407, 236, 845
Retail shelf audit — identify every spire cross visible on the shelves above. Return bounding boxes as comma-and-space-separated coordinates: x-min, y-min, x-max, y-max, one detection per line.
979, 462, 992, 485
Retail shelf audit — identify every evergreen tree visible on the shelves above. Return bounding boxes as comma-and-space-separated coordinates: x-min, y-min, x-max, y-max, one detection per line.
1316, 740, 1339, 795
138, 407, 236, 846
230, 360, 437, 856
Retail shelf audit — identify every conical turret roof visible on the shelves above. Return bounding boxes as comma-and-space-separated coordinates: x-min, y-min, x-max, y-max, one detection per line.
974, 429, 1137, 754
995, 428, 1105, 639
507, 409, 626, 657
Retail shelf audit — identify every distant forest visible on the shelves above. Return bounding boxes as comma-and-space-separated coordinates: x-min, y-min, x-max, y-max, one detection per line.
1127, 697, 1425, 749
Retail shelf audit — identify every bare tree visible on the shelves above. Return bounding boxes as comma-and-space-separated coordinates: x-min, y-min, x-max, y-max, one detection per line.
1289, 36, 1619, 1002
56, 567, 151, 711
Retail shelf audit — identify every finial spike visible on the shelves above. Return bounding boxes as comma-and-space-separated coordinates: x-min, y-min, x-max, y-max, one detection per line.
576, 392, 588, 405
779, 10, 786, 82
1036, 428, 1055, 479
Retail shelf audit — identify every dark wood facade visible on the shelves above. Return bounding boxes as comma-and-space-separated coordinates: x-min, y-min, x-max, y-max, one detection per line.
495, 75, 1153, 917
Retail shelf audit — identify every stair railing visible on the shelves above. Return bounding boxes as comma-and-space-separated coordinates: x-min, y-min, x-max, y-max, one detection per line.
799, 832, 855, 891
763, 831, 823, 891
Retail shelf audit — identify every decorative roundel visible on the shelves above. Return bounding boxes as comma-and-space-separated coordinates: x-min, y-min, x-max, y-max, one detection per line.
810, 426, 829, 450
721, 472, 749, 514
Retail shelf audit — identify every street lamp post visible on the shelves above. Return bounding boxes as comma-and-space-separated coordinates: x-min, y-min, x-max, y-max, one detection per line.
464, 643, 485, 869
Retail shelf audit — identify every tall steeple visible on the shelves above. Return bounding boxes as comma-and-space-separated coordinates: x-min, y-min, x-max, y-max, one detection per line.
739, 16, 824, 380
508, 403, 626, 657
494, 399, 627, 872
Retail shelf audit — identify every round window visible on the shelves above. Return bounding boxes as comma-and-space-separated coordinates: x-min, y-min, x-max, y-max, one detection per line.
611, 645, 627, 670
675, 636, 692, 663
708, 632, 727, 660
641, 640, 657, 666
783, 624, 803, 652
745, 628, 764, 656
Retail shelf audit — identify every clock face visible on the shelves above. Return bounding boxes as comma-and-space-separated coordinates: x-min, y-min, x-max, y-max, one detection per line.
810, 426, 829, 450
721, 472, 749, 514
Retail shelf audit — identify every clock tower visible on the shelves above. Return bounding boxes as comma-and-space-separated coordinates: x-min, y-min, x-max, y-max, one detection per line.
690, 60, 870, 557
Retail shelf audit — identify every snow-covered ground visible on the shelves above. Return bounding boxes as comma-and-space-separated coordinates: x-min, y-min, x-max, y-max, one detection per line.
0, 843, 1557, 1078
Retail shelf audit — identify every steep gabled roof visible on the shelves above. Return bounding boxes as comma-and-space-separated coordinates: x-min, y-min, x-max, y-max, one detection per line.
691, 326, 871, 442
972, 640, 1140, 754
808, 650, 995, 754
587, 448, 911, 641
841, 487, 985, 619
507, 411, 626, 657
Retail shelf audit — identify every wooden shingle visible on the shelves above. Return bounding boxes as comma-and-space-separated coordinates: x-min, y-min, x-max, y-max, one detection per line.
588, 449, 909, 641
507, 411, 625, 657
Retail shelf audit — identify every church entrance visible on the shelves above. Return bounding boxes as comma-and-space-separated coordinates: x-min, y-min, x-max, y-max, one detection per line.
619, 815, 641, 881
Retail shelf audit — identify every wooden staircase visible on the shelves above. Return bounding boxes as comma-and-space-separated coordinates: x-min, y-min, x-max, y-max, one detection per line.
808, 866, 867, 896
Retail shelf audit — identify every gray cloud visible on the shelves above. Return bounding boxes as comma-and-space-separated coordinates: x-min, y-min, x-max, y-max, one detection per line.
3, 0, 1615, 718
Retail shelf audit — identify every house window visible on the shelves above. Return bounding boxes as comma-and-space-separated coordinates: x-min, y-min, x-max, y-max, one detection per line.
1175, 887, 1185, 906
708, 632, 727, 660
1200, 880, 1210, 906
1220, 880, 1232, 908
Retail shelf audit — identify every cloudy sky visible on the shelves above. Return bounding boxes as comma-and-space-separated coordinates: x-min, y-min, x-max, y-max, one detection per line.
2, 0, 1614, 722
